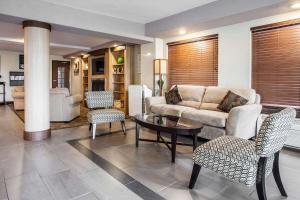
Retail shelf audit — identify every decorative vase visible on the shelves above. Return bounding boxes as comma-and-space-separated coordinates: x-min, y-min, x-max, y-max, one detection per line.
117, 55, 124, 64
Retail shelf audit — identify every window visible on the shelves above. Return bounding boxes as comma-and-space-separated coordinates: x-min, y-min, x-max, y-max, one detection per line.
252, 19, 300, 108
57, 66, 65, 88
167, 34, 218, 87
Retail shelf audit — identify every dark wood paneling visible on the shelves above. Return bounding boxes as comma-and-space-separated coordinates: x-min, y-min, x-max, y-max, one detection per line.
22, 20, 51, 31
24, 129, 51, 141
167, 35, 218, 87
252, 19, 300, 108
52, 60, 70, 89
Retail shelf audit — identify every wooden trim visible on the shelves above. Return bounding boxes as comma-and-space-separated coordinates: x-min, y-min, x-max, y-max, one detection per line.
22, 20, 51, 31
167, 34, 218, 46
24, 129, 51, 141
251, 18, 300, 32
88, 48, 108, 56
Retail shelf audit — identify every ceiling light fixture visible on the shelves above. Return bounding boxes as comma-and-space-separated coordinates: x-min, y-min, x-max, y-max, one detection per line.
179, 29, 187, 35
291, 2, 300, 9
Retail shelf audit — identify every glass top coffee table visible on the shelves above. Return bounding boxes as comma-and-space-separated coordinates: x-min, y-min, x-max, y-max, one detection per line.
134, 114, 203, 163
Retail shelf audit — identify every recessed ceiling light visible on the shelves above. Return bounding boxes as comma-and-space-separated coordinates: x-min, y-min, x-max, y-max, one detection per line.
291, 2, 300, 9
179, 29, 187, 35
145, 52, 151, 56
113, 44, 118, 47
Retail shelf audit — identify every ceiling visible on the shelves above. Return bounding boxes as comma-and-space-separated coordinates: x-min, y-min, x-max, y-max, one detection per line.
33, 0, 217, 23
0, 21, 112, 56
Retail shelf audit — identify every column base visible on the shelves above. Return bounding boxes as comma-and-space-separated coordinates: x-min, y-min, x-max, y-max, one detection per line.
24, 129, 51, 141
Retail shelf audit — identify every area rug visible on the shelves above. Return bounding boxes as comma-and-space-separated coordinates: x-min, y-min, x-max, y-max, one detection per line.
8, 103, 90, 130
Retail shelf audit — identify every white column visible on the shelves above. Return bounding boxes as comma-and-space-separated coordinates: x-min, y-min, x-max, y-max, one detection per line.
23, 20, 51, 141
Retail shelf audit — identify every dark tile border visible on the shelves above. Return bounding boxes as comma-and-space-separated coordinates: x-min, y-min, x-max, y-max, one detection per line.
67, 129, 166, 200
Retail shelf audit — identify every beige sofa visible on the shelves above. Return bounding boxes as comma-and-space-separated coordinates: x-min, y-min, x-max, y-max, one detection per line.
145, 85, 262, 140
50, 88, 82, 122
11, 86, 25, 110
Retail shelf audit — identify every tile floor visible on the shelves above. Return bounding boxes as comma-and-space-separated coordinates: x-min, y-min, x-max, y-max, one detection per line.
0, 105, 300, 200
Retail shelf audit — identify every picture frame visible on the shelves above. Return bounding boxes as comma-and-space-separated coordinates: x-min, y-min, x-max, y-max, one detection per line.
19, 54, 24, 69
74, 60, 80, 76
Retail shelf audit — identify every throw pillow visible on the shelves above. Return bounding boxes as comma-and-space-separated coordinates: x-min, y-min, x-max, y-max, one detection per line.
165, 85, 182, 105
217, 91, 248, 112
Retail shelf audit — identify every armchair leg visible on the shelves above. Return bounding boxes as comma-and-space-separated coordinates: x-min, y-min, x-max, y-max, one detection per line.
109, 122, 112, 129
121, 121, 126, 135
273, 151, 287, 197
256, 157, 267, 200
89, 123, 92, 131
92, 123, 96, 139
189, 164, 201, 189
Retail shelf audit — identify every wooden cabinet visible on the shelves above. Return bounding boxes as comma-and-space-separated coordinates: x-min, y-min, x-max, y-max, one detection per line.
109, 45, 133, 115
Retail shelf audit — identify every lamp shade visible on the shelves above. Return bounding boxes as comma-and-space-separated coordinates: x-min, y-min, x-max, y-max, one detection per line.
154, 59, 167, 74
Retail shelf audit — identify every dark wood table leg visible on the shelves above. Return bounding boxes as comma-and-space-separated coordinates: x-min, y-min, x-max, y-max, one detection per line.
157, 131, 160, 142
171, 133, 177, 163
136, 123, 140, 147
193, 132, 198, 151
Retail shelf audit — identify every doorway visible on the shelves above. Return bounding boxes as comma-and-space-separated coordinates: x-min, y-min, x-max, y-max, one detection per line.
52, 60, 70, 89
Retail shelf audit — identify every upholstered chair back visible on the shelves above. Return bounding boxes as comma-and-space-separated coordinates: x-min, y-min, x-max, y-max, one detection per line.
85, 91, 113, 109
255, 108, 296, 157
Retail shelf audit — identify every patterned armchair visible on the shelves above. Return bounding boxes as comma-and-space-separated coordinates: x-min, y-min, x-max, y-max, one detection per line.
85, 91, 126, 139
189, 108, 296, 200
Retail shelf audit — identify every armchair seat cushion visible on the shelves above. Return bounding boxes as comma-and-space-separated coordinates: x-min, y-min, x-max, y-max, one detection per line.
193, 136, 273, 186
88, 109, 125, 124
182, 110, 228, 128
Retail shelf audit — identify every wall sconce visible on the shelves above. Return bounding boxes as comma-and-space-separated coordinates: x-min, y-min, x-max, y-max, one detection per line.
153, 59, 168, 96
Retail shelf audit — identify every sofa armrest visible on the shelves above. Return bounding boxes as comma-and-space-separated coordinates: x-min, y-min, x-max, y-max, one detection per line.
145, 96, 166, 114
67, 94, 82, 105
226, 104, 262, 139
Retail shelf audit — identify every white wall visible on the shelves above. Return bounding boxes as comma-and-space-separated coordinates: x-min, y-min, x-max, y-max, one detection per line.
160, 10, 300, 89
140, 38, 166, 90
0, 50, 71, 101
70, 58, 82, 96
0, 50, 23, 102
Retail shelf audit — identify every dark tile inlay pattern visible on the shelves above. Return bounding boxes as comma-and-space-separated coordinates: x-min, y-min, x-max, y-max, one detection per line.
68, 133, 165, 200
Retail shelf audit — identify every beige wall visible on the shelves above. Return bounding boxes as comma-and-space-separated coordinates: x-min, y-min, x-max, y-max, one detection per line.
0, 50, 70, 101
162, 10, 300, 89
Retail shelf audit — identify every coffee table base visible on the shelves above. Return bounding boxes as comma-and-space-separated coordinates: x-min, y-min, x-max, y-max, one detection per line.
135, 124, 199, 163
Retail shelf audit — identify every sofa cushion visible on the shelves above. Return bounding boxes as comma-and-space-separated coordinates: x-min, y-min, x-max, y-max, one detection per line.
230, 88, 256, 104
177, 85, 206, 102
200, 103, 220, 111
150, 104, 166, 115
165, 85, 182, 105
218, 91, 248, 112
202, 87, 228, 104
177, 100, 201, 109
161, 105, 195, 117
182, 110, 228, 128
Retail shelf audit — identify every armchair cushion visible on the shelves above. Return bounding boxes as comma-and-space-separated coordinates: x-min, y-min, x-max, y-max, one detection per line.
67, 94, 82, 105
193, 136, 274, 186
87, 109, 125, 124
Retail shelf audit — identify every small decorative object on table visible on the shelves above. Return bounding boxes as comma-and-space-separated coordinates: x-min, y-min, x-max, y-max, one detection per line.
117, 55, 124, 64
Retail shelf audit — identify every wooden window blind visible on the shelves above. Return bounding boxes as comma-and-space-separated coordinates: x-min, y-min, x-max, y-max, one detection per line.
167, 34, 218, 87
252, 19, 300, 108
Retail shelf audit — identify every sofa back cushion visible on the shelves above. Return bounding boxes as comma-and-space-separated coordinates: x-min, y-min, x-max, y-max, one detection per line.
202, 86, 256, 105
202, 87, 228, 104
177, 85, 206, 102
